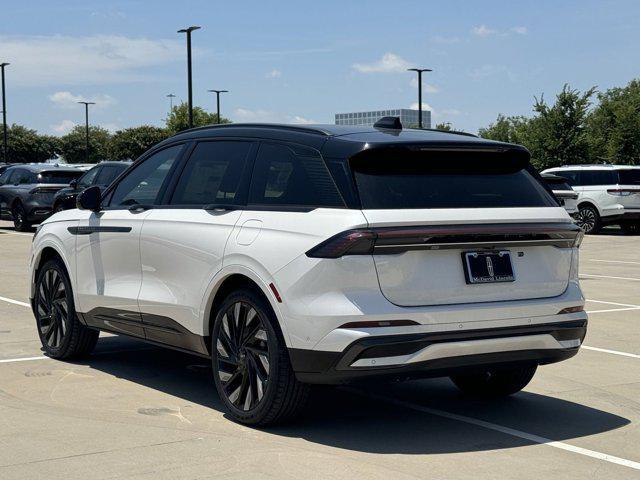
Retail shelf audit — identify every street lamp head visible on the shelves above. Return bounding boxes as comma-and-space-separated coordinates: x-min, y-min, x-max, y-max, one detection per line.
167, 93, 176, 97
78, 101, 96, 106
178, 26, 201, 33
207, 89, 229, 94
0, 63, 9, 68
407, 68, 432, 73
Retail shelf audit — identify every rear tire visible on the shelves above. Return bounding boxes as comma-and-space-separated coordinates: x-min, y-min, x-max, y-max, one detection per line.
620, 221, 640, 235
450, 365, 537, 397
211, 288, 309, 425
34, 258, 99, 359
12, 203, 31, 231
575, 204, 601, 234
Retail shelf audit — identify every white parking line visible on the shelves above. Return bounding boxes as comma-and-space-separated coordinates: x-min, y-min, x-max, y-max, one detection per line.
581, 274, 640, 282
582, 346, 640, 359
357, 390, 640, 471
588, 259, 640, 266
0, 356, 47, 363
586, 307, 640, 314
586, 299, 640, 308
0, 295, 30, 308
0, 230, 33, 237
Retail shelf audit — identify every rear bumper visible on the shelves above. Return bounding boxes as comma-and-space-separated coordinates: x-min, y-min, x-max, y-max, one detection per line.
290, 319, 587, 384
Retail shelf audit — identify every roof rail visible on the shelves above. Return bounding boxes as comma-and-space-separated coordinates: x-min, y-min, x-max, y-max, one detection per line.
177, 123, 331, 136
558, 163, 612, 167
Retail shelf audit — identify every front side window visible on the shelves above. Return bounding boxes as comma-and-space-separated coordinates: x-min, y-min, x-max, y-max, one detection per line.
0, 170, 10, 185
248, 143, 344, 208
77, 166, 100, 188
170, 141, 253, 206
109, 145, 182, 207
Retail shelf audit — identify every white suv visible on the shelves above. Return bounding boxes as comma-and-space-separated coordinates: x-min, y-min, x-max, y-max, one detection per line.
542, 165, 640, 234
29, 122, 587, 425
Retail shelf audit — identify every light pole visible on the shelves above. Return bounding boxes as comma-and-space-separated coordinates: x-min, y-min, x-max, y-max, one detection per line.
177, 26, 201, 128
1, 63, 9, 163
407, 67, 432, 129
166, 93, 176, 113
207, 89, 228, 124
78, 101, 95, 163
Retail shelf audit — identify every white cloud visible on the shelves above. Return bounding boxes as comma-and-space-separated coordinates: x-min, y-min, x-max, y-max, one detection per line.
265, 69, 282, 78
352, 53, 413, 73
232, 108, 315, 124
49, 91, 116, 109
472, 25, 497, 37
510, 26, 528, 35
0, 35, 183, 86
440, 108, 462, 116
51, 119, 76, 134
409, 77, 439, 93
472, 25, 528, 37
410, 102, 434, 112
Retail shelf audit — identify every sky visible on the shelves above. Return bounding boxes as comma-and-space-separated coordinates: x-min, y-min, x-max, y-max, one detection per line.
1, 0, 639, 135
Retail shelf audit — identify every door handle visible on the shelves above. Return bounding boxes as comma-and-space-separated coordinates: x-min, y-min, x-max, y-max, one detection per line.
203, 204, 240, 212
128, 204, 153, 213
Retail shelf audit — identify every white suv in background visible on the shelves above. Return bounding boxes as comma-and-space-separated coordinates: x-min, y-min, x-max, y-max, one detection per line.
543, 165, 640, 234
29, 121, 587, 425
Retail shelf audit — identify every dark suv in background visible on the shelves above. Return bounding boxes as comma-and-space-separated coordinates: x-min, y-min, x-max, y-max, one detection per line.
0, 165, 83, 230
52, 161, 131, 212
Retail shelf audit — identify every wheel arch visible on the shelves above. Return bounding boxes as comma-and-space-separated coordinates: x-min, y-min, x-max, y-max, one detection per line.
201, 268, 289, 346
577, 200, 601, 215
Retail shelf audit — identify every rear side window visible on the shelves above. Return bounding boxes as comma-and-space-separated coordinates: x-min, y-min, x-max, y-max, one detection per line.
37, 171, 83, 184
579, 170, 617, 186
618, 169, 640, 185
249, 143, 345, 208
171, 141, 253, 206
352, 153, 556, 209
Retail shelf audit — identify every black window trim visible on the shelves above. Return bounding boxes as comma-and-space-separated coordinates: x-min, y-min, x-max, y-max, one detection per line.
100, 141, 190, 211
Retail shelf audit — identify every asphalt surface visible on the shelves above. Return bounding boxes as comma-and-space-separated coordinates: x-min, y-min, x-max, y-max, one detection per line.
0, 220, 639, 479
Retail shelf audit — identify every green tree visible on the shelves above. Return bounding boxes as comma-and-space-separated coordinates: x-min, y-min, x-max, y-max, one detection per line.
1, 124, 60, 163
434, 122, 453, 131
109, 125, 170, 160
478, 114, 530, 144
165, 102, 231, 133
59, 125, 111, 164
587, 79, 640, 165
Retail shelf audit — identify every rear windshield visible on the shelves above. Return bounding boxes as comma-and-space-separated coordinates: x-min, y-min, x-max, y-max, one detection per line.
618, 169, 640, 185
351, 154, 556, 209
37, 171, 83, 184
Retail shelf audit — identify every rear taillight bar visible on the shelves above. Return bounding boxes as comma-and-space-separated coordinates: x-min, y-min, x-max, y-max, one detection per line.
306, 222, 583, 258
607, 188, 640, 196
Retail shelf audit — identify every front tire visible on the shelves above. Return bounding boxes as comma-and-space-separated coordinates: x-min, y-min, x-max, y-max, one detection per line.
12, 203, 31, 231
575, 204, 601, 234
211, 288, 309, 425
34, 258, 99, 359
450, 365, 537, 397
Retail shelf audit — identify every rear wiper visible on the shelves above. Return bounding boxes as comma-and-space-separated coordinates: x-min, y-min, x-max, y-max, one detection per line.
203, 204, 240, 212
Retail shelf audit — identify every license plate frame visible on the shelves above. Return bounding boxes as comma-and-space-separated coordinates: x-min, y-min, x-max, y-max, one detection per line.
462, 250, 515, 285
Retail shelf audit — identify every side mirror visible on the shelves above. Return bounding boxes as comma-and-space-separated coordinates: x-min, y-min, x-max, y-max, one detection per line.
69, 179, 78, 189
76, 186, 102, 212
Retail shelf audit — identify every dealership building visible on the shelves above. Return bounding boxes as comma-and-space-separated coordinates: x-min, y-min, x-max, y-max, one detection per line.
335, 108, 431, 129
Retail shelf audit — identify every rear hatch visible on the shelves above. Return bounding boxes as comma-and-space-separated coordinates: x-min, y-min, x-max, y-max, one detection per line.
32, 170, 84, 202
350, 145, 579, 307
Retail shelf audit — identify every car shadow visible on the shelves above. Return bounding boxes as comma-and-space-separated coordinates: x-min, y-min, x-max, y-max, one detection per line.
69, 335, 630, 456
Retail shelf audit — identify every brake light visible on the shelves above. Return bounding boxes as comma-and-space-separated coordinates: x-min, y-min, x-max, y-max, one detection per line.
607, 188, 640, 196
306, 229, 377, 258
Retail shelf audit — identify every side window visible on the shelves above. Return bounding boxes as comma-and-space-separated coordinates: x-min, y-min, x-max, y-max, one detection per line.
581, 170, 615, 186
12, 169, 31, 184
170, 141, 253, 206
78, 167, 100, 188
248, 143, 345, 208
109, 145, 182, 207
95, 165, 124, 186
0, 170, 12, 185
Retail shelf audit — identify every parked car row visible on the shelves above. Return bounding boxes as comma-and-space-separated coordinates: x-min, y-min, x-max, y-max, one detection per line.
0, 161, 131, 230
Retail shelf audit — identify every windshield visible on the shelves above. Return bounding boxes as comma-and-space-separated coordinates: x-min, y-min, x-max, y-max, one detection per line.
37, 171, 83, 184
351, 154, 556, 209
618, 169, 640, 185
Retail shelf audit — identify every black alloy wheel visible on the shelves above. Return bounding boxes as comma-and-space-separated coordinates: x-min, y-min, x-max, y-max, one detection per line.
34, 259, 99, 359
215, 300, 271, 412
12, 203, 30, 231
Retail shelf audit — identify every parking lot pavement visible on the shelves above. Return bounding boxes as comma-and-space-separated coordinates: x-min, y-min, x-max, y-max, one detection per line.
1, 220, 639, 479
